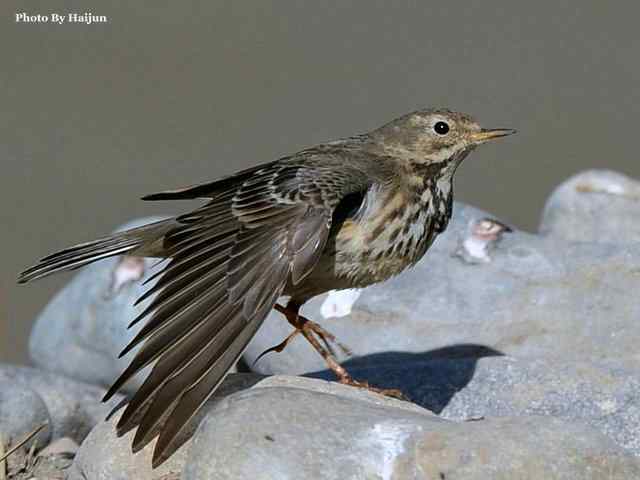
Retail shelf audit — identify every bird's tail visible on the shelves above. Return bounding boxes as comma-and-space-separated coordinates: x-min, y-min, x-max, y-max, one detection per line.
18, 219, 177, 284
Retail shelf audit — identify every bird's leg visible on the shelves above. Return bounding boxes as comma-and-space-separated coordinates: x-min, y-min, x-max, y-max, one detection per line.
294, 313, 353, 357
272, 302, 351, 357
273, 301, 350, 374
271, 301, 408, 401
253, 301, 351, 366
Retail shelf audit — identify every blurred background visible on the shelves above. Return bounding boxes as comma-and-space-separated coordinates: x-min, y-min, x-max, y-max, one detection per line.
2, 1, 639, 363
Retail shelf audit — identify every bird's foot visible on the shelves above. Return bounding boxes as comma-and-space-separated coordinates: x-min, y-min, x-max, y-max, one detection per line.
273, 303, 352, 356
252, 329, 301, 366
336, 374, 409, 401
297, 315, 352, 357
270, 301, 408, 402
255, 304, 352, 365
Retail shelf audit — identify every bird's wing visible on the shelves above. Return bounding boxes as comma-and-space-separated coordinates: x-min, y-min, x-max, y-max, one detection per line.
104, 158, 373, 467
140, 160, 281, 201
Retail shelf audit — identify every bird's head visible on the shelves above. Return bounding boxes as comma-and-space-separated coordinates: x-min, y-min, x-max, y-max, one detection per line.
371, 108, 515, 173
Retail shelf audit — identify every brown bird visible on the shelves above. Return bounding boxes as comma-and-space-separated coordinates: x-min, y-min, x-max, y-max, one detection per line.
18, 108, 515, 466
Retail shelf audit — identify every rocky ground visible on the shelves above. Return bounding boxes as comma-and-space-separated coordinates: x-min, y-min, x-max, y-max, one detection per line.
2, 169, 639, 479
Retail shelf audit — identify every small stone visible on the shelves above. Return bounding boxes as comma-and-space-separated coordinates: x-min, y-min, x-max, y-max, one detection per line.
0, 378, 51, 448
38, 437, 79, 457
0, 364, 124, 444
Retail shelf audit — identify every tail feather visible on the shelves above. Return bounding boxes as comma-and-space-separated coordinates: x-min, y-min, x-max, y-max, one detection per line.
18, 220, 176, 284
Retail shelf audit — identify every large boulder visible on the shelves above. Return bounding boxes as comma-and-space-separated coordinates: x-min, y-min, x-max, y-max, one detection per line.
307, 352, 640, 455
67, 375, 640, 479
184, 376, 640, 480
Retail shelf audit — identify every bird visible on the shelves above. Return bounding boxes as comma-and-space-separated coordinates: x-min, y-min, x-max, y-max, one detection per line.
18, 108, 515, 466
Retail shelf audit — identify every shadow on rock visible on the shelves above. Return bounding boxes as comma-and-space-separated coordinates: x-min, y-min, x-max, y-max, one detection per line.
305, 343, 504, 414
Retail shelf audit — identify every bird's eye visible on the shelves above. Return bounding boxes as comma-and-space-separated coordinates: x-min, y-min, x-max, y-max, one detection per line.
433, 121, 450, 135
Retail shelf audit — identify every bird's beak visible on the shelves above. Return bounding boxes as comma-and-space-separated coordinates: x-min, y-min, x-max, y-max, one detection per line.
470, 128, 517, 144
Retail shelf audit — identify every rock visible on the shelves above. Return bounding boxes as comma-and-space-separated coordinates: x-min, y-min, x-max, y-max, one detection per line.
184, 376, 640, 479
0, 378, 51, 448
0, 363, 123, 444
68, 373, 263, 480
540, 169, 640, 243
66, 412, 189, 480
308, 352, 640, 455
4, 445, 72, 480
245, 172, 640, 374
38, 436, 80, 457
438, 357, 640, 456
414, 416, 640, 480
29, 217, 169, 391
66, 373, 640, 478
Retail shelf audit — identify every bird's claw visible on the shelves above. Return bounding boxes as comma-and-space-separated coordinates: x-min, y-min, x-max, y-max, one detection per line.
338, 376, 410, 401
252, 329, 302, 366
255, 305, 353, 367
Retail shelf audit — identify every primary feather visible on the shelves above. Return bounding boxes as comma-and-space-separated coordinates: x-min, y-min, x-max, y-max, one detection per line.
19, 145, 374, 466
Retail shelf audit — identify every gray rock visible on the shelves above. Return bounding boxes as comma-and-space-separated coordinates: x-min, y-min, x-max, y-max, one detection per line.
254, 374, 433, 415
0, 363, 123, 444
184, 376, 640, 480
439, 357, 640, 457
68, 373, 263, 480
540, 169, 640, 243
307, 353, 640, 455
29, 217, 168, 391
39, 436, 80, 457
413, 416, 640, 480
0, 378, 51, 447
66, 412, 189, 480
246, 171, 640, 374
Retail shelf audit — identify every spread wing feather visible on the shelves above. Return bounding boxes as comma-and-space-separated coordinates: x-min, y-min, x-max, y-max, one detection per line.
100, 158, 371, 466
20, 150, 375, 467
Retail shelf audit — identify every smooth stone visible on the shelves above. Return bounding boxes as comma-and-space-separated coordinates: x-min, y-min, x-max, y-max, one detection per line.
540, 169, 640, 243
0, 363, 123, 444
67, 373, 263, 480
184, 376, 640, 479
414, 415, 640, 480
38, 436, 80, 456
0, 378, 51, 448
307, 353, 640, 455
66, 411, 189, 480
